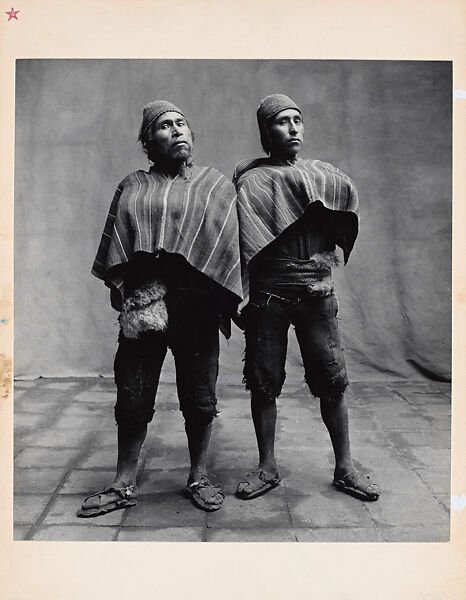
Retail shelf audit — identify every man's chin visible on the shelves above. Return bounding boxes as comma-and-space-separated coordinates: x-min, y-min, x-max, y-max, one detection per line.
171, 145, 192, 162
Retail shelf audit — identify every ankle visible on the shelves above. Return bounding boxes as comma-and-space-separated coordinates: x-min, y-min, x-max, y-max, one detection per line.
258, 460, 278, 475
189, 467, 208, 482
334, 463, 354, 479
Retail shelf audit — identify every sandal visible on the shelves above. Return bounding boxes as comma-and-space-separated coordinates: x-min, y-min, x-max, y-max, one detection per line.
77, 485, 138, 518
185, 476, 225, 512
333, 472, 381, 501
236, 469, 281, 500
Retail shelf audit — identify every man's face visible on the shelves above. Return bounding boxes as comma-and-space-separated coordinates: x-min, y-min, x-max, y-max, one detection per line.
268, 108, 304, 159
149, 111, 193, 162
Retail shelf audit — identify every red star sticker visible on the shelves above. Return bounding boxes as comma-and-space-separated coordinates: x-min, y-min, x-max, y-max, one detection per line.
5, 7, 20, 21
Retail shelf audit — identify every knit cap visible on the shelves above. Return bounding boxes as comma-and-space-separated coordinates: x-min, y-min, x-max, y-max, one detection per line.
138, 100, 185, 140
257, 94, 301, 132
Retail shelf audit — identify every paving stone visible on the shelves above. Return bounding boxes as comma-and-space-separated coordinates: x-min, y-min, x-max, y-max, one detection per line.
344, 416, 379, 431
374, 466, 433, 496
88, 430, 117, 447
366, 491, 449, 527
205, 449, 257, 472
137, 469, 189, 495
399, 391, 450, 404
118, 527, 204, 542
78, 447, 118, 469
350, 430, 391, 446
52, 415, 104, 430
14, 398, 62, 414
73, 391, 115, 403
390, 381, 435, 392
207, 528, 297, 542
276, 431, 332, 450
433, 494, 451, 512
277, 447, 334, 468
60, 469, 116, 494
14, 494, 51, 524
208, 466, 254, 490
418, 404, 451, 417
14, 380, 39, 388
370, 403, 418, 418
207, 494, 290, 529
13, 377, 455, 543
23, 428, 92, 448
429, 416, 452, 431
15, 467, 67, 494
124, 493, 205, 527
61, 403, 109, 417
414, 468, 451, 494
15, 447, 79, 468
295, 526, 384, 542
14, 413, 47, 429
430, 382, 451, 395
372, 413, 433, 430
287, 491, 374, 528
144, 449, 190, 470
42, 494, 125, 526
32, 525, 117, 541
378, 525, 450, 542
13, 525, 31, 540
402, 446, 451, 470
40, 381, 80, 391
386, 430, 450, 449
283, 469, 335, 496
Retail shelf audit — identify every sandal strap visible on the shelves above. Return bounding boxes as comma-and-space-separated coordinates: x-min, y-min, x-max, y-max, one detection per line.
342, 472, 379, 493
242, 470, 278, 485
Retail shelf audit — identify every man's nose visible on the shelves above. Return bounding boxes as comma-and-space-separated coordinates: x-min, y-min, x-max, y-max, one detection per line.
289, 122, 298, 134
172, 124, 183, 136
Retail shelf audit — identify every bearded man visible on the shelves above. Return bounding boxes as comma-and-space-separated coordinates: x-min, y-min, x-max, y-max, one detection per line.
233, 94, 380, 502
78, 100, 242, 516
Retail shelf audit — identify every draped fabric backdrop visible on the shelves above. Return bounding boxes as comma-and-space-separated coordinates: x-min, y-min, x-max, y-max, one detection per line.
14, 60, 451, 383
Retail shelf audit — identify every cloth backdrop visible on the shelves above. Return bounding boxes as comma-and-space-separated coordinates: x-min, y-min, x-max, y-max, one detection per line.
14, 59, 451, 383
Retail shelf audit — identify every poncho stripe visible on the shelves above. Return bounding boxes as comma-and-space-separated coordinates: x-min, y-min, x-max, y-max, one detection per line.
233, 158, 360, 298
92, 165, 243, 308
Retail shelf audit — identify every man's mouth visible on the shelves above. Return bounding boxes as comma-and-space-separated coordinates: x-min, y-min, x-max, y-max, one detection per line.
172, 141, 188, 148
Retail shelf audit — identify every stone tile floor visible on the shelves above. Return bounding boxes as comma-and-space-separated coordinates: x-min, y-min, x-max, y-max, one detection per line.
13, 378, 451, 542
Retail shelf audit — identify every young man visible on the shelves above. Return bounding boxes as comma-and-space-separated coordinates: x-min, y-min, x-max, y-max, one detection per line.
233, 94, 380, 502
78, 100, 242, 516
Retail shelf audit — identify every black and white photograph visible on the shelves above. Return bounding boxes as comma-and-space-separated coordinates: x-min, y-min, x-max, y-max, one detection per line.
12, 58, 452, 544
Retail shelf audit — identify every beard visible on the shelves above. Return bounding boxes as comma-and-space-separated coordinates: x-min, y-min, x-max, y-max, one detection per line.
146, 141, 193, 166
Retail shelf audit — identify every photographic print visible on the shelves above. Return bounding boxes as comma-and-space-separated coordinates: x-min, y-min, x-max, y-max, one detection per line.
13, 59, 451, 543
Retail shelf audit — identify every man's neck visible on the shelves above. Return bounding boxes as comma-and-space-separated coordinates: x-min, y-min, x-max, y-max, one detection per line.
268, 152, 299, 166
151, 155, 193, 177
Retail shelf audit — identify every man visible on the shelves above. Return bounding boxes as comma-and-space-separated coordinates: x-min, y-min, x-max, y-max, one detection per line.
233, 94, 380, 502
78, 100, 242, 516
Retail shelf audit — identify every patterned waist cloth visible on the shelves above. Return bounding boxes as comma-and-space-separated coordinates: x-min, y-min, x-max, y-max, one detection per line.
252, 252, 338, 296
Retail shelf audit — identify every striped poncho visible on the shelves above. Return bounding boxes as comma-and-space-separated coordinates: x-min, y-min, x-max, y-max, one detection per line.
92, 164, 242, 309
233, 157, 360, 297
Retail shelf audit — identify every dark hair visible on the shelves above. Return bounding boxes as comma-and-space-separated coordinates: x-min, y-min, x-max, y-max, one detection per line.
259, 125, 271, 155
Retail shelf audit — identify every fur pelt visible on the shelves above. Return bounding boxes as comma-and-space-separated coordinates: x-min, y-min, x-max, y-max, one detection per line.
119, 280, 168, 339
308, 251, 341, 271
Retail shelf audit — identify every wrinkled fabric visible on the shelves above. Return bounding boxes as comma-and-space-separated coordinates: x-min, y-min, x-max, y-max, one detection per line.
92, 165, 242, 309
243, 290, 348, 399
114, 289, 220, 427
233, 158, 359, 299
